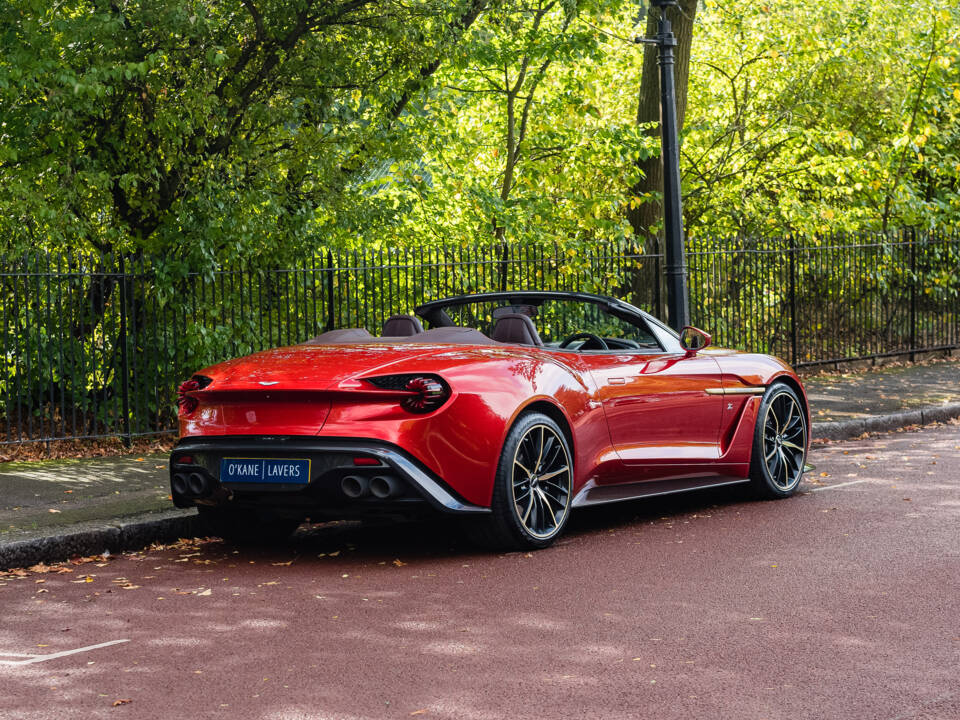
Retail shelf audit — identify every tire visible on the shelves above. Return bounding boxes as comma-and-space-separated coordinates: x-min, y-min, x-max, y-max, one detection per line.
466, 412, 573, 551
749, 382, 808, 499
198, 506, 301, 545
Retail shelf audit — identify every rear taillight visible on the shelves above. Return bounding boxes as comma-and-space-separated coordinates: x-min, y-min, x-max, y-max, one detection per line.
401, 376, 446, 413
365, 374, 451, 414
177, 375, 212, 416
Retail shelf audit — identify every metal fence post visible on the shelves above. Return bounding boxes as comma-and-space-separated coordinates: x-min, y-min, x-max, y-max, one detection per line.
325, 250, 335, 331
118, 255, 132, 447
909, 228, 917, 362
499, 242, 508, 292
788, 234, 798, 366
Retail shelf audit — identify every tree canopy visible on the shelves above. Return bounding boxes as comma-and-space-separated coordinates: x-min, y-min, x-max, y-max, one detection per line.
1, 0, 958, 259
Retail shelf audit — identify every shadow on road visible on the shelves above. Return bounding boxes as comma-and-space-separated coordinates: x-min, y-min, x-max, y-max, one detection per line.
202, 484, 757, 565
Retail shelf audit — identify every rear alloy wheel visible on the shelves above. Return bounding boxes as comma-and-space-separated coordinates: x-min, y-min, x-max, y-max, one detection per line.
467, 412, 573, 551
749, 383, 808, 498
198, 506, 301, 545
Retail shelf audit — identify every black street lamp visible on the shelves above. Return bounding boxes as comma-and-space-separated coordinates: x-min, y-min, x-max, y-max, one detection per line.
637, 0, 690, 331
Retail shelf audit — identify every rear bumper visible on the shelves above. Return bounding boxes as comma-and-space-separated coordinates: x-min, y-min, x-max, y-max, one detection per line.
170, 435, 490, 515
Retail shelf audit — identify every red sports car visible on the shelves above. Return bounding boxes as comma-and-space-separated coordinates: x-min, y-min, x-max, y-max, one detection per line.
170, 291, 809, 550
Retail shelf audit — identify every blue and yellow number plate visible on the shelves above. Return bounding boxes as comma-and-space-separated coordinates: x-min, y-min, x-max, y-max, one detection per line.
220, 458, 311, 484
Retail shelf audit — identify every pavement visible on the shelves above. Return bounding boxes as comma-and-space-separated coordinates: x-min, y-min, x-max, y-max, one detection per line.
0, 356, 957, 570
0, 423, 957, 719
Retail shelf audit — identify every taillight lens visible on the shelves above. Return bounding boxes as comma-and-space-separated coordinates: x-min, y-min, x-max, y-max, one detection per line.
401, 376, 446, 413
177, 375, 211, 416
177, 396, 199, 415
365, 374, 451, 414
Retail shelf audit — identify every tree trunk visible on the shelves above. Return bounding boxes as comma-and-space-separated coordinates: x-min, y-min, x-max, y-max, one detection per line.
628, 0, 698, 312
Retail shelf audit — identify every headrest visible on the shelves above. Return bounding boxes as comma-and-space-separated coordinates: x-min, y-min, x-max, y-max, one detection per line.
381, 314, 424, 337
491, 313, 543, 346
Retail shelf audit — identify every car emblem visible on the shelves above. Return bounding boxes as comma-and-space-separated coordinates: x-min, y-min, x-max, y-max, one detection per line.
258, 381, 279, 386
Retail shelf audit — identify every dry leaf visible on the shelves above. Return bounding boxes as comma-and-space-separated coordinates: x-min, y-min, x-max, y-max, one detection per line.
393, 559, 407, 567
112, 698, 132, 706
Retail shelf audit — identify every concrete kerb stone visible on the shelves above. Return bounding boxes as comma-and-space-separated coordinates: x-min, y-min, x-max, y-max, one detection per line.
812, 402, 960, 442
922, 401, 960, 425
0, 509, 202, 571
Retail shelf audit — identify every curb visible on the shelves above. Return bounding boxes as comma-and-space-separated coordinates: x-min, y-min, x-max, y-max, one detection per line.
811, 401, 960, 442
0, 509, 202, 571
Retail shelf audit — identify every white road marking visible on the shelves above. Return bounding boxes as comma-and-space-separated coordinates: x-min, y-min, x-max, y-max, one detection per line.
0, 639, 129, 666
808, 479, 872, 492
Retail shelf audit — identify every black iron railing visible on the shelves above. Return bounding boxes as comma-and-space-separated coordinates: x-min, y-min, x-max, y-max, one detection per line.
2, 230, 957, 446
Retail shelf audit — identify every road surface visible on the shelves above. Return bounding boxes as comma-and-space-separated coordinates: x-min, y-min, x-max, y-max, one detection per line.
1, 423, 958, 719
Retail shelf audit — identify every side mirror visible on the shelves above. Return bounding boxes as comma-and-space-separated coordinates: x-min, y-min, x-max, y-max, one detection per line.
679, 326, 712, 356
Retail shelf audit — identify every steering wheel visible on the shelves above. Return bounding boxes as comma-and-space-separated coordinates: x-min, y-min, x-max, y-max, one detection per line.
558, 332, 609, 351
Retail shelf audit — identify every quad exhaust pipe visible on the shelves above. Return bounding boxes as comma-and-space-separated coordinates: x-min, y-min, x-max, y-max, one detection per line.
340, 475, 369, 499
340, 474, 402, 499
172, 471, 213, 499
370, 475, 401, 499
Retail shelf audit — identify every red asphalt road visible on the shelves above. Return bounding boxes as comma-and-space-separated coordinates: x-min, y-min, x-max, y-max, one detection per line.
1, 423, 958, 720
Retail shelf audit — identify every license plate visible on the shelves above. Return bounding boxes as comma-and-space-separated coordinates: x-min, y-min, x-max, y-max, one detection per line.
219, 458, 311, 484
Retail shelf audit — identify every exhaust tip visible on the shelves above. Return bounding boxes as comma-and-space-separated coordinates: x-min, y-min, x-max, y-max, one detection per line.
172, 473, 188, 496
341, 475, 369, 499
187, 472, 207, 497
369, 475, 400, 499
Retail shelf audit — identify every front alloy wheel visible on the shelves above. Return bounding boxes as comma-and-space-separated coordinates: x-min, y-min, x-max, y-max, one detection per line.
750, 383, 808, 498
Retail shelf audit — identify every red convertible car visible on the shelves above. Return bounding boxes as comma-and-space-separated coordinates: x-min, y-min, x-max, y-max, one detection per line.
170, 291, 809, 550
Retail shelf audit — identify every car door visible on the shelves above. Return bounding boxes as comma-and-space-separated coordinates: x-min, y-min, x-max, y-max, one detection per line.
579, 350, 726, 471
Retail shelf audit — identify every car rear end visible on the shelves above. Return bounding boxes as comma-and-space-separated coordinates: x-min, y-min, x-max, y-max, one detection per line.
169, 345, 498, 531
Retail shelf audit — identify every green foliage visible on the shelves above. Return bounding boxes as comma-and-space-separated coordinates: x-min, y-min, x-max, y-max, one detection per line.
2, 0, 956, 254
683, 0, 960, 236
0, 0, 477, 260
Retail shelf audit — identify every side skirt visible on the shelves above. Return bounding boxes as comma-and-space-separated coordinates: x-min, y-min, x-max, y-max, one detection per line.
572, 475, 751, 508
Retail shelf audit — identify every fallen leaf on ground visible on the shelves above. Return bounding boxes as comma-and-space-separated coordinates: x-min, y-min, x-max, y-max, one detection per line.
112, 698, 132, 706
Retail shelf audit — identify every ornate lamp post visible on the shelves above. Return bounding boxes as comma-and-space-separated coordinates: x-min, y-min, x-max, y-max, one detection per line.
637, 0, 690, 331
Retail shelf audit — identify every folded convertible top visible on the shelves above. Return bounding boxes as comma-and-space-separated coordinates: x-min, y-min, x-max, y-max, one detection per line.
301, 326, 499, 346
